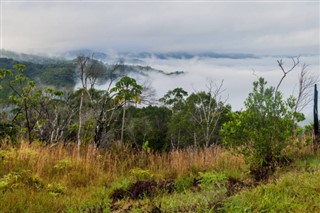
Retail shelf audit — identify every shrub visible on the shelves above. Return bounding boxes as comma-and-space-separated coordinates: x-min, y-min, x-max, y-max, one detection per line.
221, 78, 304, 179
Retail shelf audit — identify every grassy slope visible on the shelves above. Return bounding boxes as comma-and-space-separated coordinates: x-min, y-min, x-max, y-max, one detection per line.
223, 154, 320, 212
0, 141, 319, 212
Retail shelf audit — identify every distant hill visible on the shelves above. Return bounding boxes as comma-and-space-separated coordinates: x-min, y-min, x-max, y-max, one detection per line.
63, 49, 108, 60
0, 58, 77, 88
63, 49, 259, 63
0, 51, 185, 99
120, 51, 258, 60
0, 58, 77, 100
1, 49, 65, 64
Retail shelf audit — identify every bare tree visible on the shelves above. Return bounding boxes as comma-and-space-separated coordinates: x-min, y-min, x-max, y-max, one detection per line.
140, 79, 157, 105
191, 80, 228, 147
294, 64, 319, 114
76, 55, 104, 146
275, 57, 320, 126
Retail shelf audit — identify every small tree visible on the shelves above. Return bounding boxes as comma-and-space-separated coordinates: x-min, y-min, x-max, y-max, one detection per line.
221, 77, 304, 179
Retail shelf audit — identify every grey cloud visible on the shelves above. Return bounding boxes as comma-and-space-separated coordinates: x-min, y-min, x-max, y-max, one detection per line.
2, 2, 319, 54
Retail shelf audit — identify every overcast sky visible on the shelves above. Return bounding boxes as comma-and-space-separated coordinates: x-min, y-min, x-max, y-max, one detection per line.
1, 1, 319, 55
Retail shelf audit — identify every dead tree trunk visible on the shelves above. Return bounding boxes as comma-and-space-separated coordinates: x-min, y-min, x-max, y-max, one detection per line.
314, 84, 319, 143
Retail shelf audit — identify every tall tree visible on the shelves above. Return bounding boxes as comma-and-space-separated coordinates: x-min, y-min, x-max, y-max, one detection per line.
92, 63, 122, 148
76, 55, 103, 146
160, 88, 188, 149
110, 76, 143, 143
8, 64, 42, 143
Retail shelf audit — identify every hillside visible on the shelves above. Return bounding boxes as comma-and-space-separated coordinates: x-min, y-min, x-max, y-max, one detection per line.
0, 51, 185, 99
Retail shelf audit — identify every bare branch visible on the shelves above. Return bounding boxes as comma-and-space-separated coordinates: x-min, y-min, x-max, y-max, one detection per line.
295, 63, 319, 113
275, 56, 300, 94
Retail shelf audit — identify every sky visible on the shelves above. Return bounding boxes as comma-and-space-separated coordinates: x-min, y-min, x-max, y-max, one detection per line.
1, 0, 319, 55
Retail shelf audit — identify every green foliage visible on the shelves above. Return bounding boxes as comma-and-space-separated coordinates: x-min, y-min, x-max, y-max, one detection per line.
142, 140, 151, 153
46, 183, 65, 196
110, 177, 132, 191
0, 123, 18, 143
159, 87, 188, 111
166, 90, 230, 148
174, 174, 195, 192
221, 78, 304, 170
111, 76, 143, 105
126, 105, 171, 151
198, 171, 227, 190
54, 158, 73, 171
130, 168, 154, 181
0, 170, 44, 192
0, 63, 75, 144
0, 68, 13, 91
0, 58, 76, 85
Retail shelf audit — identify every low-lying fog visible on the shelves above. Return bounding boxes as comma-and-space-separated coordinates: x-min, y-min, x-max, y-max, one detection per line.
94, 55, 319, 124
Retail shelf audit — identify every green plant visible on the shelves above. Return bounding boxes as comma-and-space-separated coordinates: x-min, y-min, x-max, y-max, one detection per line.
0, 170, 44, 192
54, 158, 73, 171
174, 174, 195, 192
221, 78, 304, 177
46, 183, 65, 196
198, 171, 227, 190
142, 141, 151, 153
110, 177, 132, 191
130, 168, 154, 181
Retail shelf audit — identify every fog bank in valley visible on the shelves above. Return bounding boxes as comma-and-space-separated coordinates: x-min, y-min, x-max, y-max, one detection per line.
103, 55, 318, 124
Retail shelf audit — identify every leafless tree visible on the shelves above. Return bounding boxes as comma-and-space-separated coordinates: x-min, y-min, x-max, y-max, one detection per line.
192, 80, 228, 147
294, 63, 319, 114
275, 57, 319, 125
76, 55, 104, 146
140, 79, 157, 105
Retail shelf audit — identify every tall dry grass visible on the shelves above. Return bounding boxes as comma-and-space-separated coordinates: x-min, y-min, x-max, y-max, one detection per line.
0, 140, 246, 184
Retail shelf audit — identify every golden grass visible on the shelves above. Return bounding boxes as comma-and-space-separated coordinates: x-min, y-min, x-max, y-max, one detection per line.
1, 140, 246, 184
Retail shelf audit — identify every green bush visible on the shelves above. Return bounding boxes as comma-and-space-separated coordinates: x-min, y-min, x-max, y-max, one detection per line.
221, 78, 304, 175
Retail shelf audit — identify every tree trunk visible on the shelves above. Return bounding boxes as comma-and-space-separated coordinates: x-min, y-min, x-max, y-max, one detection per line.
120, 103, 126, 144
24, 100, 33, 144
205, 124, 210, 147
77, 90, 84, 146
94, 103, 105, 148
314, 84, 319, 143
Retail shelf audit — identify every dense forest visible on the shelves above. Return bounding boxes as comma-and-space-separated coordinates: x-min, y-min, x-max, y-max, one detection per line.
0, 56, 228, 150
